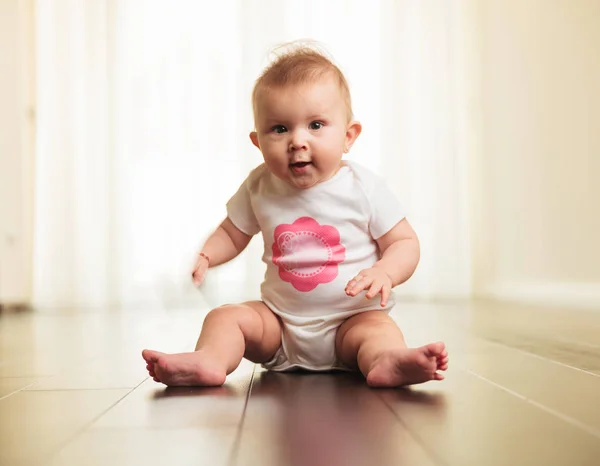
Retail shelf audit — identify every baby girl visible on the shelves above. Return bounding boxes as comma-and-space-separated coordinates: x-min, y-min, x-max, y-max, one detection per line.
143, 45, 448, 388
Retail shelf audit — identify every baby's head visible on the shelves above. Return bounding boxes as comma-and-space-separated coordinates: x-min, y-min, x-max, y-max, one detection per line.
250, 44, 362, 189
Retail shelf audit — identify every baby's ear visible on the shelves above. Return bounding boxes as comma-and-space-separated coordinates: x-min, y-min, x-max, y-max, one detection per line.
345, 121, 362, 151
344, 121, 362, 153
249, 132, 260, 149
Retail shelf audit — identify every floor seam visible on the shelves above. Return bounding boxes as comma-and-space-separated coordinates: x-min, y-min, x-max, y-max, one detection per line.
480, 337, 600, 378
0, 376, 53, 402
43, 377, 148, 464
226, 365, 256, 466
376, 391, 451, 466
461, 367, 600, 440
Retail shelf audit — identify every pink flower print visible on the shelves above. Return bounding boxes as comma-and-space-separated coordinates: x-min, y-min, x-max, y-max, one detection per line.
272, 217, 345, 292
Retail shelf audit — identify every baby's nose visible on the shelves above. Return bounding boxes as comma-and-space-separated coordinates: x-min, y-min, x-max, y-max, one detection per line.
289, 130, 308, 151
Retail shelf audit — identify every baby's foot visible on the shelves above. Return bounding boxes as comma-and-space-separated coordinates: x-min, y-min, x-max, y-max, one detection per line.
366, 342, 448, 388
142, 349, 227, 387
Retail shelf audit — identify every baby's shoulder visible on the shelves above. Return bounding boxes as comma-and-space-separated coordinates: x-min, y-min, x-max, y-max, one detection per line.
242, 163, 271, 191
345, 161, 387, 194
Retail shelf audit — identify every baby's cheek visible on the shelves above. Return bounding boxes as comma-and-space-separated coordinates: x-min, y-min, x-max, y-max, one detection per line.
266, 144, 285, 159
263, 150, 283, 165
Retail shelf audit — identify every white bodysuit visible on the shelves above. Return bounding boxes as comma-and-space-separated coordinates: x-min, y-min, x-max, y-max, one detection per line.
226, 161, 405, 371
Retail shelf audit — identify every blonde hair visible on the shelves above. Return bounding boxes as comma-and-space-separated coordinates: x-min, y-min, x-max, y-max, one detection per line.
252, 41, 353, 124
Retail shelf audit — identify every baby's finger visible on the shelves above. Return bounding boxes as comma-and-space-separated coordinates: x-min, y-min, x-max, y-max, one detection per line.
345, 275, 360, 292
346, 275, 372, 296
380, 285, 391, 307
365, 281, 382, 299
192, 270, 206, 286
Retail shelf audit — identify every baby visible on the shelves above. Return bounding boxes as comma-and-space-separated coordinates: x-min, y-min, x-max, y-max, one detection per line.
143, 45, 448, 388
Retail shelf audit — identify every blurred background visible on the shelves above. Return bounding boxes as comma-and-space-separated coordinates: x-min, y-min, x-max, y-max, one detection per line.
1, 0, 598, 312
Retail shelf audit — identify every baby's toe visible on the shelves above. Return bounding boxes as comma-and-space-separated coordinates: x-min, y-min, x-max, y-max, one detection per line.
142, 349, 164, 364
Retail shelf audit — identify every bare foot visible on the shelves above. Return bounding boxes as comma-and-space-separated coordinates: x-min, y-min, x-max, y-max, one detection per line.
142, 349, 227, 387
366, 342, 448, 388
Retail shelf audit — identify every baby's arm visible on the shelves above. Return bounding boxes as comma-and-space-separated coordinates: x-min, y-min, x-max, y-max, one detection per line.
201, 218, 253, 267
192, 218, 252, 285
345, 219, 419, 306
373, 219, 420, 286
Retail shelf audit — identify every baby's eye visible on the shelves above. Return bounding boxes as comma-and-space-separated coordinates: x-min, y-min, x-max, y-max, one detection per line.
309, 121, 323, 130
272, 125, 287, 134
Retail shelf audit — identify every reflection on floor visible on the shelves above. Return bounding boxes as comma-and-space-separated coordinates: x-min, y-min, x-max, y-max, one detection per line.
1, 299, 599, 465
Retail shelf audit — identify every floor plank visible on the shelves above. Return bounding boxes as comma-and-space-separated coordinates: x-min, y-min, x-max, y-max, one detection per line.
0, 389, 130, 464
25, 349, 150, 390
48, 428, 237, 466
234, 369, 439, 466
466, 337, 600, 435
42, 360, 255, 465
89, 362, 254, 430
1, 300, 599, 465
470, 301, 600, 374
378, 368, 600, 466
0, 377, 40, 398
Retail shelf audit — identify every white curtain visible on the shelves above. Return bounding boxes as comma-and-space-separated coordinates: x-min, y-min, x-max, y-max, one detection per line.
33, 0, 472, 310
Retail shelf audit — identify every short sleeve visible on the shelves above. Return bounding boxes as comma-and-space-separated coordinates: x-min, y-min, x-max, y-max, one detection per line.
363, 175, 406, 239
226, 177, 261, 236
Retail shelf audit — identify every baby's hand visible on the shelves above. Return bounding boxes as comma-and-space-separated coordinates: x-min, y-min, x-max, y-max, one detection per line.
345, 267, 393, 307
191, 253, 209, 286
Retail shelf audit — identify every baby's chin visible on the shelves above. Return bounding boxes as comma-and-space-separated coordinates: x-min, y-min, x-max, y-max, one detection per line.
277, 172, 317, 189
268, 171, 319, 190
289, 178, 320, 190
286, 171, 339, 189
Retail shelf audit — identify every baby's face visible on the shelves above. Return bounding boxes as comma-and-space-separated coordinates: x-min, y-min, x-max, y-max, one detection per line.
251, 77, 360, 189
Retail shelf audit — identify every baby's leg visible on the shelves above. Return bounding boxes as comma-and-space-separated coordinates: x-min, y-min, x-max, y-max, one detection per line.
142, 301, 281, 387
335, 311, 449, 388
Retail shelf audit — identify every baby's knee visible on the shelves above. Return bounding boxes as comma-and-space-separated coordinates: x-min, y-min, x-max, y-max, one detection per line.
204, 303, 254, 325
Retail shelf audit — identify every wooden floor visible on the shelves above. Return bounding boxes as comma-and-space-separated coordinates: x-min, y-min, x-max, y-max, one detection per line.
1, 299, 599, 466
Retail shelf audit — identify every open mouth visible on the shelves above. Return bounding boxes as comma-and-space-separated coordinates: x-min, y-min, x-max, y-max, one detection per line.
290, 161, 312, 174
290, 161, 312, 168
289, 161, 313, 173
